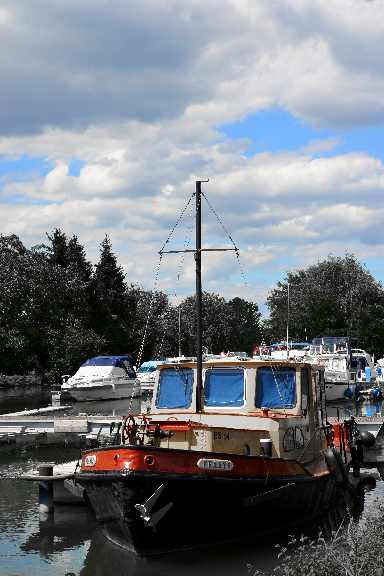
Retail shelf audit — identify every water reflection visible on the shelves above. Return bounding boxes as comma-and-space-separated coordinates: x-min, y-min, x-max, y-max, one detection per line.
21, 507, 96, 557
79, 488, 365, 576
327, 397, 384, 419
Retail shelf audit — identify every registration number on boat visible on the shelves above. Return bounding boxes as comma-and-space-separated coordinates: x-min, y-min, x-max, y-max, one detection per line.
85, 455, 96, 467
197, 458, 234, 471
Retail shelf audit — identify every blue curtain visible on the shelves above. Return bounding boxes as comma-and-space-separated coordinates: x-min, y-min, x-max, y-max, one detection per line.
156, 368, 193, 408
204, 368, 245, 407
255, 367, 296, 408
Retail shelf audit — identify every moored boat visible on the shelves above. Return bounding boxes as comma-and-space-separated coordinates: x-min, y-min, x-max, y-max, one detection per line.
136, 361, 168, 394
61, 356, 141, 401
305, 337, 358, 400
77, 182, 373, 555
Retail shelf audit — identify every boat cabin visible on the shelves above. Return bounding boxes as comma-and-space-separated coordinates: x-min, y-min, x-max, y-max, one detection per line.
70, 356, 136, 381
144, 359, 328, 464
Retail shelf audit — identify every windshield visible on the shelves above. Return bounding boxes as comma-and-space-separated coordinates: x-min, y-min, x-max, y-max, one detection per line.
138, 366, 156, 373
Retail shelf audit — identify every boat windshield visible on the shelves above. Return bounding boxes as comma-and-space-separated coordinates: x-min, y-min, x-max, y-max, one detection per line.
138, 366, 156, 373
156, 367, 193, 409
255, 366, 296, 409
80, 356, 135, 376
204, 367, 245, 408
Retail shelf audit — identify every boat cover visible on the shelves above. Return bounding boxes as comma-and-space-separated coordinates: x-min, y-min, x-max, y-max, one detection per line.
157, 368, 193, 408
255, 366, 296, 409
204, 367, 245, 407
138, 361, 168, 373
81, 356, 136, 376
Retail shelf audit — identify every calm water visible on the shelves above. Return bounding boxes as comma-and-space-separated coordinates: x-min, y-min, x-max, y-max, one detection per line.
1, 388, 384, 576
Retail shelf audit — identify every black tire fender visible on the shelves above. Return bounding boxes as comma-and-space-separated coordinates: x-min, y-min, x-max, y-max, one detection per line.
325, 447, 349, 488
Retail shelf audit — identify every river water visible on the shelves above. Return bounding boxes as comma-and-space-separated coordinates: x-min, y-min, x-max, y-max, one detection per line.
1, 388, 384, 576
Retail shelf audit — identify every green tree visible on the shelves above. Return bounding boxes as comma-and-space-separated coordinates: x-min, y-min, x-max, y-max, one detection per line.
176, 292, 259, 356
265, 253, 384, 357
228, 297, 263, 352
0, 234, 105, 379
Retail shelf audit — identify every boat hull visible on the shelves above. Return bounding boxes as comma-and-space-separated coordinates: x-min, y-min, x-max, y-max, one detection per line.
63, 381, 141, 401
325, 381, 355, 401
79, 446, 348, 556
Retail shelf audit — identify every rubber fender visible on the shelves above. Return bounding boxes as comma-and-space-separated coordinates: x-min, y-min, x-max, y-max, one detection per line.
325, 447, 349, 488
359, 430, 375, 448
344, 387, 353, 398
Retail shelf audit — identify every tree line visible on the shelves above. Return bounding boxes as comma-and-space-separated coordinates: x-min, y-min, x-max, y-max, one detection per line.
0, 230, 262, 380
1, 230, 384, 382
265, 253, 384, 359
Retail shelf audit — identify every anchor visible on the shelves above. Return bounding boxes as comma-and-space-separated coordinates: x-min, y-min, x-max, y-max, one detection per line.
135, 484, 173, 532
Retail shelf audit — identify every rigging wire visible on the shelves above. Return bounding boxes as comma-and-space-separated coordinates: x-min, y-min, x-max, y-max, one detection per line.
201, 191, 266, 347
174, 199, 195, 296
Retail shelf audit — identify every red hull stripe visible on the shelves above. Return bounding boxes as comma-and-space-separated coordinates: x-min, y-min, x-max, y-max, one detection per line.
81, 447, 311, 476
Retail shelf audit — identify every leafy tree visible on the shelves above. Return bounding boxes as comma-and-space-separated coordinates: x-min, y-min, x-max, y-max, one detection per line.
175, 292, 259, 356
0, 234, 105, 378
228, 297, 263, 352
265, 253, 384, 358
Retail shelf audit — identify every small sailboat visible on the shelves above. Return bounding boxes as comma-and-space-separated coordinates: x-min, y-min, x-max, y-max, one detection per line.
77, 183, 373, 555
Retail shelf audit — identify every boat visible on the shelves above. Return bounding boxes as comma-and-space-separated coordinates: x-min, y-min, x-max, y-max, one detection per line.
136, 361, 168, 394
61, 356, 141, 401
254, 342, 310, 361
305, 337, 359, 401
77, 182, 373, 555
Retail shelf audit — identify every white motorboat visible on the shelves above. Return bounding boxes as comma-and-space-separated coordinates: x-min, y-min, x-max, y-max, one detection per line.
136, 361, 168, 394
305, 337, 358, 401
61, 356, 141, 401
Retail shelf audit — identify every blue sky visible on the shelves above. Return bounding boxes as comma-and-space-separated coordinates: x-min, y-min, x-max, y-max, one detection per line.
219, 109, 384, 160
1, 0, 384, 326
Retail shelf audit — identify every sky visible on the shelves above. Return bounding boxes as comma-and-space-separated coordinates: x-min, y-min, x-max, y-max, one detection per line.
1, 0, 384, 316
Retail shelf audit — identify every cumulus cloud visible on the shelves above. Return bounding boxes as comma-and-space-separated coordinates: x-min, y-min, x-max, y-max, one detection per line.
2, 0, 384, 314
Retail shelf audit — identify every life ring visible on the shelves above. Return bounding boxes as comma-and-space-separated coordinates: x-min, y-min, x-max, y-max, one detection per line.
325, 447, 349, 488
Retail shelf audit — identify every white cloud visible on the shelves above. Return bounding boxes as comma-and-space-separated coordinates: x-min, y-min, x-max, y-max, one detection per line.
2, 0, 384, 316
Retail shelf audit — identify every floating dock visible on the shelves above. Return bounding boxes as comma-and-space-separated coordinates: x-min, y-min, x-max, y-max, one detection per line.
20, 461, 85, 506
0, 406, 123, 446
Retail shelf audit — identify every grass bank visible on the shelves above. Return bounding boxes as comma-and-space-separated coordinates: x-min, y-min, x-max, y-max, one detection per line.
248, 499, 384, 576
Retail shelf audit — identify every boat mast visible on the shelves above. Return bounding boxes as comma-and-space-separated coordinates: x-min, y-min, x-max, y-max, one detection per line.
196, 181, 203, 412
286, 281, 289, 358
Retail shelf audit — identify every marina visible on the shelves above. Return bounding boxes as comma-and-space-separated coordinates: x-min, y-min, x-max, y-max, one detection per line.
2, 379, 384, 574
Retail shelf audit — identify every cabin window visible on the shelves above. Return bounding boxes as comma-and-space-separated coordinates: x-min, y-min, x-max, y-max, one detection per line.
255, 367, 296, 409
301, 367, 309, 411
156, 368, 193, 409
204, 367, 245, 408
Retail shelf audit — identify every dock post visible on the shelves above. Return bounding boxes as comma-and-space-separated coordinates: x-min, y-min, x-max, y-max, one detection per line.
39, 464, 54, 514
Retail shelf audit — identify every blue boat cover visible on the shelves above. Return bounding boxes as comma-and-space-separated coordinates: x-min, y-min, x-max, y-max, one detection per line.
139, 361, 168, 369
255, 366, 296, 409
157, 368, 193, 408
81, 356, 136, 376
204, 367, 245, 407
